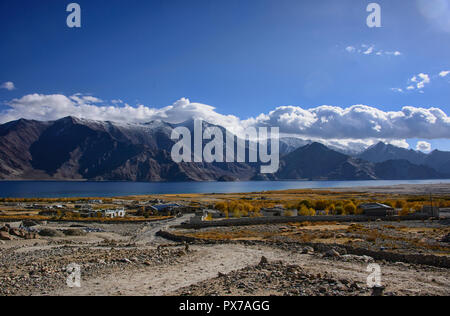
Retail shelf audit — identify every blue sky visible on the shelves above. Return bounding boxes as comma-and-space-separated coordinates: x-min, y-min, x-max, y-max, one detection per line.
0, 0, 449, 151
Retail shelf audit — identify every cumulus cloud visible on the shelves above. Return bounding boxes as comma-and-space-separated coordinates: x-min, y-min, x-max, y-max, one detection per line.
0, 94, 244, 134
416, 141, 432, 152
252, 104, 450, 140
440, 70, 450, 77
1, 94, 449, 149
0, 82, 15, 91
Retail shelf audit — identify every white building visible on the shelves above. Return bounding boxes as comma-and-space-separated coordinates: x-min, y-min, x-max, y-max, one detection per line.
87, 208, 126, 218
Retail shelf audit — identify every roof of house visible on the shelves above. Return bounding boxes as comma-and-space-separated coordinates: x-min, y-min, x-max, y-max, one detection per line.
152, 204, 181, 211
261, 208, 284, 212
204, 209, 221, 214
358, 203, 393, 210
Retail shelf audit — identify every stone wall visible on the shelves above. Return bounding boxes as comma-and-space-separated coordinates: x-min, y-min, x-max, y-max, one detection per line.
179, 214, 431, 229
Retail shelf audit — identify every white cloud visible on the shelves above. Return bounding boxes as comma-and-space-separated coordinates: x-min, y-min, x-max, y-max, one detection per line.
439, 70, 450, 77
416, 141, 432, 152
0, 82, 15, 91
397, 73, 431, 92
395, 70, 450, 92
345, 45, 402, 57
252, 104, 450, 140
0, 94, 244, 135
414, 73, 430, 89
308, 138, 410, 154
345, 46, 356, 53
363, 46, 374, 55
1, 94, 449, 148
69, 94, 103, 105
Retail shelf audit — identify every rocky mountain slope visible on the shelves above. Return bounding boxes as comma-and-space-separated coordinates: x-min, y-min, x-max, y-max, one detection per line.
0, 117, 448, 181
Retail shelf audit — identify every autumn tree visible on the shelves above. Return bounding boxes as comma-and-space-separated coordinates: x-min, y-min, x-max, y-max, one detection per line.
344, 202, 356, 215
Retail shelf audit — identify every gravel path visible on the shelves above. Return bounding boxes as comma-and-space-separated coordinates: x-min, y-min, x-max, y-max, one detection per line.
52, 243, 450, 296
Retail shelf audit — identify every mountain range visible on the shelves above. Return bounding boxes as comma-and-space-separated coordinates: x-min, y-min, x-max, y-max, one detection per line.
357, 142, 450, 175
0, 117, 448, 181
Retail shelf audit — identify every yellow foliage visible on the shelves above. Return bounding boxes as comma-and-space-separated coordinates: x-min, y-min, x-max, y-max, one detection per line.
299, 205, 316, 216
399, 207, 410, 216
344, 202, 356, 215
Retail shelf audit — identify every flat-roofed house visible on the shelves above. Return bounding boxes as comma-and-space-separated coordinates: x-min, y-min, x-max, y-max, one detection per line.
261, 207, 298, 217
151, 203, 182, 215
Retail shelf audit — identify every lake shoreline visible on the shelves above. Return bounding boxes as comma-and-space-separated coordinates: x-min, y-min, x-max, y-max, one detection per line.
0, 180, 449, 198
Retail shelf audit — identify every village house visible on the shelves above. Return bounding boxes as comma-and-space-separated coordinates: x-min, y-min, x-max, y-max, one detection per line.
150, 203, 182, 215
89, 199, 103, 204
260, 206, 298, 217
202, 209, 224, 220
358, 203, 396, 217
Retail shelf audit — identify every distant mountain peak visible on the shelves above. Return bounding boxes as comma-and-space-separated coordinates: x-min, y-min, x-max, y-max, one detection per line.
372, 141, 387, 148
300, 142, 324, 150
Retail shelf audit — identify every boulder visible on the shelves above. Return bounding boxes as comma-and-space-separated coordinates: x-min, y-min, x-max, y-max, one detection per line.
9, 228, 26, 238
23, 220, 38, 227
0, 231, 13, 241
63, 229, 87, 236
324, 249, 341, 258
302, 246, 314, 254
341, 254, 374, 263
38, 228, 64, 237
259, 256, 269, 265
25, 232, 39, 240
6, 222, 22, 229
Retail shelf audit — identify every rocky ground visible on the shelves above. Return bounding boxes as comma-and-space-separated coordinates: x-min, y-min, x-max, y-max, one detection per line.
178, 219, 450, 257
0, 216, 449, 296
0, 243, 190, 296
172, 257, 372, 296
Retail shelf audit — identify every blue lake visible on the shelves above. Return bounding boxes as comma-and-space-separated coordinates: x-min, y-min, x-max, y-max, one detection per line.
0, 179, 449, 198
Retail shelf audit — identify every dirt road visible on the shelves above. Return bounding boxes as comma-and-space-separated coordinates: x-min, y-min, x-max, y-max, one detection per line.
131, 214, 194, 245
53, 243, 450, 296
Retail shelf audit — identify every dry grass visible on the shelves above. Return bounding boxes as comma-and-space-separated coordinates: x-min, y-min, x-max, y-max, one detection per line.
0, 214, 173, 222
